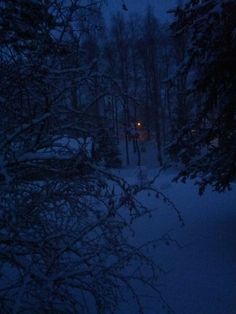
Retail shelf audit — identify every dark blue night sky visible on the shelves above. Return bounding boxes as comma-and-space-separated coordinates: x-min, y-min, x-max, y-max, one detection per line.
104, 0, 180, 23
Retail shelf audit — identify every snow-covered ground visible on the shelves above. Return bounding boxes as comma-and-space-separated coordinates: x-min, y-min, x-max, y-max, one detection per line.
115, 167, 236, 314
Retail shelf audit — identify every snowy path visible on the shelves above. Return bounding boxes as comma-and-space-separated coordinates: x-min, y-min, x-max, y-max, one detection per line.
117, 168, 236, 314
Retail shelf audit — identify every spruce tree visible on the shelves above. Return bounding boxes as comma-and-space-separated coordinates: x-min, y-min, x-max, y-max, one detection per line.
169, 0, 236, 193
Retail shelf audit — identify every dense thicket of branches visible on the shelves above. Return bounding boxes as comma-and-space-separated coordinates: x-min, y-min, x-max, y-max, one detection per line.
0, 1, 174, 313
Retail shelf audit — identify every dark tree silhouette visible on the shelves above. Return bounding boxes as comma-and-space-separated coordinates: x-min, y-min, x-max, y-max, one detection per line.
169, 0, 236, 193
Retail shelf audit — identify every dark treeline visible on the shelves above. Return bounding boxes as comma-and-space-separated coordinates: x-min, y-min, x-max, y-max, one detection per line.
79, 7, 184, 168
101, 1, 235, 193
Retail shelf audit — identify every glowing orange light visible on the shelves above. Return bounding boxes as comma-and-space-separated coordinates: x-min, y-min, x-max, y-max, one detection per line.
136, 122, 142, 128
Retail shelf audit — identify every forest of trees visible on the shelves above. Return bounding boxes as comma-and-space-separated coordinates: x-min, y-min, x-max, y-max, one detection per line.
0, 0, 235, 312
